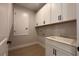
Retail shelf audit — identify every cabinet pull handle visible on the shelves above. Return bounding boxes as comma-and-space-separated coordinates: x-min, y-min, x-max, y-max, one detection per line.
43, 20, 45, 24
54, 49, 56, 56
53, 49, 56, 56
53, 49, 54, 55
7, 41, 12, 44
77, 47, 79, 51
58, 15, 62, 20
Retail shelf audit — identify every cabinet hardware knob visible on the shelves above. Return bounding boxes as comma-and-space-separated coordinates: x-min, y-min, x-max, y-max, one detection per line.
54, 49, 56, 56
43, 21, 45, 24
7, 41, 12, 44
77, 47, 79, 51
36, 23, 38, 25
25, 27, 28, 30
53, 48, 56, 56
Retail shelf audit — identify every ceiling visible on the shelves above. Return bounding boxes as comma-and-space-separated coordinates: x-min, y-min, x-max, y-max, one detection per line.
16, 3, 46, 12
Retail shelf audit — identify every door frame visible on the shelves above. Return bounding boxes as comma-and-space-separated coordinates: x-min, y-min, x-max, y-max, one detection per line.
76, 3, 79, 56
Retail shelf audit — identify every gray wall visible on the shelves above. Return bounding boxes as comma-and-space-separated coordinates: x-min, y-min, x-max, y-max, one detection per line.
0, 4, 13, 41
9, 5, 37, 49
36, 21, 77, 45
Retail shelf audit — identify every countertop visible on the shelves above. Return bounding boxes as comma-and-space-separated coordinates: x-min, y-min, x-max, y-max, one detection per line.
46, 36, 76, 47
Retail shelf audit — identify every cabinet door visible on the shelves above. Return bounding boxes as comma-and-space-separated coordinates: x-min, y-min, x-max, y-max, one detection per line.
35, 10, 43, 26
62, 3, 76, 21
35, 4, 51, 26
43, 4, 51, 25
46, 44, 73, 56
46, 44, 54, 56
53, 46, 73, 56
51, 3, 62, 23
56, 49, 73, 56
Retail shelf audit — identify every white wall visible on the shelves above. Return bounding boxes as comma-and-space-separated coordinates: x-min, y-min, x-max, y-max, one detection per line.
0, 3, 13, 41
14, 7, 29, 35
9, 5, 37, 49
76, 3, 79, 56
36, 21, 76, 47
0, 3, 13, 55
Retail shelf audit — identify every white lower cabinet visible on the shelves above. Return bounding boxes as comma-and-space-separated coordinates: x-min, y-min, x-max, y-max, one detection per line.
46, 44, 53, 56
46, 39, 76, 56
0, 39, 8, 56
46, 44, 73, 56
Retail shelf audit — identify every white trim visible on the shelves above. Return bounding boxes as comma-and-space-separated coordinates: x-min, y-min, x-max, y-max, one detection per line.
9, 41, 45, 51
9, 42, 38, 51
0, 38, 8, 46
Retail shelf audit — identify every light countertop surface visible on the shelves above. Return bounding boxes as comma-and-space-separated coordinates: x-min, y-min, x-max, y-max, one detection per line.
46, 36, 76, 47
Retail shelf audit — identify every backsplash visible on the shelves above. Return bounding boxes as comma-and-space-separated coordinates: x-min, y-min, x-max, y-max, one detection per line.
36, 21, 77, 39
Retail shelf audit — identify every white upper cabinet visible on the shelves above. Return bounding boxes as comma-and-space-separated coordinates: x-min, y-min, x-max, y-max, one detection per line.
62, 3, 76, 21
51, 3, 76, 23
35, 7, 44, 26
35, 3, 76, 27
35, 4, 51, 26
43, 4, 51, 25
51, 3, 62, 23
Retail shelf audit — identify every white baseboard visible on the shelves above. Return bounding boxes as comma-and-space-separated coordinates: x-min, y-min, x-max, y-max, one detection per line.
9, 41, 45, 51
37, 42, 45, 48
9, 42, 38, 51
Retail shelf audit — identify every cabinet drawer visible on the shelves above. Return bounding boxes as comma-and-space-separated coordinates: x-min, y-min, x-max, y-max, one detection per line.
46, 39, 76, 55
